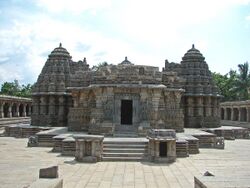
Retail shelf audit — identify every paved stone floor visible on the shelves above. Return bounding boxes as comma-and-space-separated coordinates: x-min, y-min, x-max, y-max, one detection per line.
1, 137, 250, 188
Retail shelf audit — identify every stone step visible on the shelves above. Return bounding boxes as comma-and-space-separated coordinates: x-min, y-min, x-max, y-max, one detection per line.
102, 138, 148, 161
113, 133, 138, 137
103, 148, 146, 153
102, 156, 144, 161
103, 152, 144, 158
104, 140, 147, 143
103, 144, 147, 148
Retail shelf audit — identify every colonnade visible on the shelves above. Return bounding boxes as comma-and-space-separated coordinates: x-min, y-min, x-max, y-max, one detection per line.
220, 101, 250, 122
0, 95, 32, 118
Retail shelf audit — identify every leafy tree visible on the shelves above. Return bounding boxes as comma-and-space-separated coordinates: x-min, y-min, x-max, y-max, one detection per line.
232, 62, 250, 100
212, 71, 237, 101
19, 84, 33, 98
0, 80, 33, 98
213, 62, 250, 101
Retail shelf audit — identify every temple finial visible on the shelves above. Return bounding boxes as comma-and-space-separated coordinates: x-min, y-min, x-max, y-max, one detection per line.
83, 57, 87, 63
59, 43, 62, 47
192, 44, 195, 49
125, 56, 128, 61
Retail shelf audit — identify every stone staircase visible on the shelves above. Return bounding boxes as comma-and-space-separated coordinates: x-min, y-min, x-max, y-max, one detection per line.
102, 138, 148, 161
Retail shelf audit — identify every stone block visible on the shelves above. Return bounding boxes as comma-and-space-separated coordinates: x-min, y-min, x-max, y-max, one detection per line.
29, 178, 63, 188
39, 166, 58, 178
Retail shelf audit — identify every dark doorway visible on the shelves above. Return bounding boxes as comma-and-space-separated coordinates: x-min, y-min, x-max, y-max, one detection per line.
19, 104, 24, 117
159, 142, 167, 157
121, 100, 133, 125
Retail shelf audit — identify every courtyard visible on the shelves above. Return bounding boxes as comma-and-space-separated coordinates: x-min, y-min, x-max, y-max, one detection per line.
0, 135, 250, 188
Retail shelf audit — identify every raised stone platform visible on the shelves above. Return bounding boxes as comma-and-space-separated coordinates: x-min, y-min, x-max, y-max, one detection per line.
203, 126, 249, 140
3, 125, 250, 163
177, 133, 199, 154
36, 127, 68, 147
221, 120, 250, 129
0, 117, 31, 126
4, 124, 50, 138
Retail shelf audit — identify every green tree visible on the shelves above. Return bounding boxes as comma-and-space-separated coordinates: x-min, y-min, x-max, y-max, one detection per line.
0, 80, 20, 96
232, 62, 250, 100
0, 80, 33, 98
212, 71, 237, 101
19, 84, 33, 97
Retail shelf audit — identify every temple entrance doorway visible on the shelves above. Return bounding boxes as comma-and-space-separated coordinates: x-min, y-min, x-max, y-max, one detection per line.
159, 142, 167, 157
121, 100, 133, 125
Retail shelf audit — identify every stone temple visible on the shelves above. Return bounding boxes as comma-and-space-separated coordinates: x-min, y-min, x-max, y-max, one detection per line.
31, 43, 221, 136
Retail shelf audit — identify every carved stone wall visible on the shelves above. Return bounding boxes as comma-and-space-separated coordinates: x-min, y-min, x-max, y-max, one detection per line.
67, 85, 184, 135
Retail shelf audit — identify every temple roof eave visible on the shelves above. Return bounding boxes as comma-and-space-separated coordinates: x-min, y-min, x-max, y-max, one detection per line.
183, 93, 222, 97
32, 92, 72, 96
0, 95, 32, 102
67, 84, 185, 92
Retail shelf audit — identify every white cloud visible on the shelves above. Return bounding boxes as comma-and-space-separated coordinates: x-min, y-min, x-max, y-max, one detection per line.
36, 0, 111, 14
0, 13, 142, 84
0, 0, 249, 84
246, 15, 250, 20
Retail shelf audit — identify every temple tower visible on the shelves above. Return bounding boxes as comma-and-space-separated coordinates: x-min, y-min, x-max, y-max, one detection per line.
31, 43, 89, 126
164, 45, 221, 128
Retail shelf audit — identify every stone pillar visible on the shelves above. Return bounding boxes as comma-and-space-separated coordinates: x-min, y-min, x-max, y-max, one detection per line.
23, 104, 27, 117
197, 97, 203, 116
231, 108, 234, 121
0, 103, 3, 118
152, 90, 161, 126
247, 108, 250, 122
49, 96, 55, 115
93, 88, 104, 125
205, 97, 211, 116
167, 140, 177, 160
187, 97, 194, 116
8, 103, 12, 118
155, 140, 160, 157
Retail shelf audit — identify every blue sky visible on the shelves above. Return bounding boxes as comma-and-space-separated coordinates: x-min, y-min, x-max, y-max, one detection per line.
0, 0, 250, 85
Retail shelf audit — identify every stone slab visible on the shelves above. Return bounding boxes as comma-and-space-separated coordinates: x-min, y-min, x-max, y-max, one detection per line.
29, 178, 63, 188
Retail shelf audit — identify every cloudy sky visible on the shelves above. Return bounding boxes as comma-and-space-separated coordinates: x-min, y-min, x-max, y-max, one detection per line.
0, 0, 250, 85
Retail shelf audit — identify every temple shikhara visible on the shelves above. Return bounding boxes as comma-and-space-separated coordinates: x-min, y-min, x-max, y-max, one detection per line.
31, 44, 221, 135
